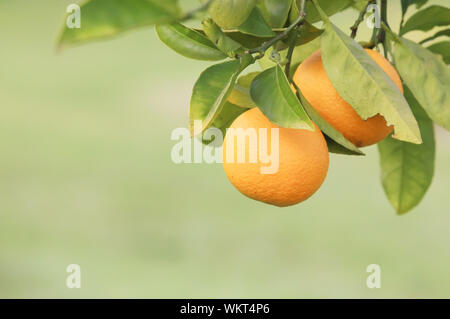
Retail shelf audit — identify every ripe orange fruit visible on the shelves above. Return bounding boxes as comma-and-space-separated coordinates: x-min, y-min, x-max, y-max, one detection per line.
294, 49, 404, 147
222, 108, 329, 207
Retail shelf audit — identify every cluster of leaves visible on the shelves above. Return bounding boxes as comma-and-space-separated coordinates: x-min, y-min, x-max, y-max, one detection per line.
58, 0, 450, 215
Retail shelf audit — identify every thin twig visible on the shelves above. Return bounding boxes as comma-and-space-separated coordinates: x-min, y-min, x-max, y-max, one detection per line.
350, 0, 376, 39
284, 26, 300, 79
285, 0, 307, 79
378, 0, 389, 57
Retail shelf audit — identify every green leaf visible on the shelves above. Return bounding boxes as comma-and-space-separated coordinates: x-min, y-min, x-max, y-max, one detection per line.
290, 0, 352, 24
388, 33, 450, 131
156, 23, 226, 61
202, 102, 247, 145
324, 136, 360, 155
288, 0, 300, 24
292, 21, 324, 46
400, 5, 450, 35
427, 41, 450, 64
250, 65, 314, 130
277, 21, 323, 50
350, 0, 369, 11
209, 0, 257, 29
320, 21, 422, 144
237, 7, 276, 37
190, 55, 254, 135
225, 31, 270, 49
398, 38, 450, 83
297, 88, 364, 155
257, 0, 292, 28
194, 28, 268, 49
303, 0, 352, 24
419, 28, 450, 44
401, 0, 428, 16
378, 87, 435, 215
58, 0, 181, 48
228, 72, 260, 108
202, 19, 242, 56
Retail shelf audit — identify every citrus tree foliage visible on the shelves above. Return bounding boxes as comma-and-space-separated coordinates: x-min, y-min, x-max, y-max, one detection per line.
58, 0, 450, 215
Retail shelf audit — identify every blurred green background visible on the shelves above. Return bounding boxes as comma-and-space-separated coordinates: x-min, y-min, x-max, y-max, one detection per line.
1, 0, 449, 298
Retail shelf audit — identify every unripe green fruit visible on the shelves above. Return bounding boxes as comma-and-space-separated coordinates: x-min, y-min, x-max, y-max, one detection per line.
208, 0, 257, 29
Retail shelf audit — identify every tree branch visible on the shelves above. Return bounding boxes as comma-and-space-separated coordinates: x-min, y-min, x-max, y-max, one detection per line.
284, 26, 300, 79
285, 0, 308, 79
378, 0, 389, 57
350, 0, 376, 39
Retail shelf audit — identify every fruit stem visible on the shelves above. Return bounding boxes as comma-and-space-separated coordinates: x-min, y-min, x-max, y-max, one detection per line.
378, 0, 389, 57
246, 0, 307, 58
350, 0, 376, 39
285, 0, 308, 78
284, 26, 299, 80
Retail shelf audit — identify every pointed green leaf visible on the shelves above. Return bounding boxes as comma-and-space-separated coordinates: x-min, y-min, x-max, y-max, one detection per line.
293, 21, 323, 46
209, 0, 257, 29
388, 33, 450, 131
297, 88, 364, 155
190, 55, 253, 135
324, 136, 360, 155
303, 0, 352, 24
237, 7, 275, 37
401, 0, 428, 16
156, 23, 226, 61
288, 0, 301, 24
320, 22, 422, 144
350, 0, 369, 11
291, 0, 352, 24
400, 5, 450, 35
228, 72, 260, 108
419, 28, 450, 44
278, 21, 323, 49
58, 0, 181, 48
250, 65, 314, 130
202, 19, 242, 55
203, 102, 247, 145
427, 41, 450, 64
378, 87, 435, 215
257, 0, 292, 28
